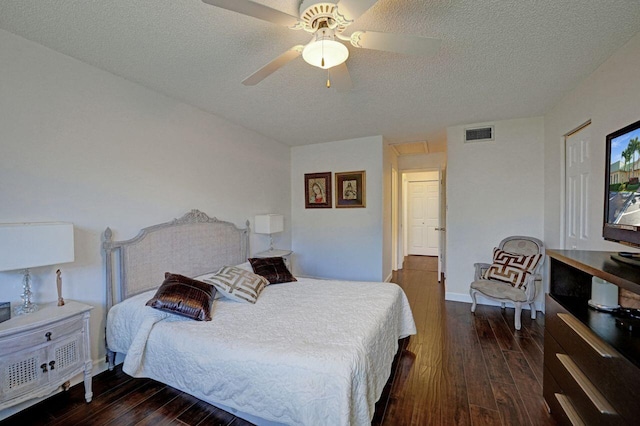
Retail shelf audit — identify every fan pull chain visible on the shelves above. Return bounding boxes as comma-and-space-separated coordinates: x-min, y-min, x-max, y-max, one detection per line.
321, 36, 325, 68
326, 70, 331, 88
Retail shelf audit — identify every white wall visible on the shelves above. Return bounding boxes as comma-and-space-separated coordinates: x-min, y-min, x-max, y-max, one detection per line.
291, 136, 385, 281
446, 117, 545, 306
383, 142, 399, 280
0, 28, 291, 403
398, 152, 447, 171
544, 31, 640, 252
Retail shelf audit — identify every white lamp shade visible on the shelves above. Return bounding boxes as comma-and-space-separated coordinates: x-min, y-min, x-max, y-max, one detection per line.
254, 215, 284, 235
0, 222, 75, 272
302, 39, 349, 69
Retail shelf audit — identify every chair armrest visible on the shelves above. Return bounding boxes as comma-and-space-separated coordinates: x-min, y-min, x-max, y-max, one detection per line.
524, 273, 542, 300
474, 263, 491, 281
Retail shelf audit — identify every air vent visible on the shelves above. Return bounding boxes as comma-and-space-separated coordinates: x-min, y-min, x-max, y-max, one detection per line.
465, 126, 494, 143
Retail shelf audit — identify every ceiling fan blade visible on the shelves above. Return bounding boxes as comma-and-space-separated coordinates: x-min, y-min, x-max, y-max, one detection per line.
336, 0, 379, 22
202, 0, 301, 27
351, 31, 442, 56
329, 63, 352, 91
242, 45, 304, 86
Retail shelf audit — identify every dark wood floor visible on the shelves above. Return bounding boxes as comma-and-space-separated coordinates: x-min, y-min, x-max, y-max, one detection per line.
1, 256, 555, 425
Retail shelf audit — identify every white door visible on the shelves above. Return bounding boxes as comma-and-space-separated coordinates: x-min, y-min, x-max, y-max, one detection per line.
408, 180, 439, 256
565, 123, 592, 249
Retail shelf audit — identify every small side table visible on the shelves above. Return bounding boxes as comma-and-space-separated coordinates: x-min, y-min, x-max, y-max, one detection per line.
0, 301, 93, 410
253, 249, 293, 270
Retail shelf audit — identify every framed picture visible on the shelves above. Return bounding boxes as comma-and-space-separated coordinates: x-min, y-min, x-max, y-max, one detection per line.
335, 170, 366, 208
305, 172, 332, 209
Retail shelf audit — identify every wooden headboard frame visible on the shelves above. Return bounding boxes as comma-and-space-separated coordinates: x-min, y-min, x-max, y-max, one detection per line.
102, 210, 250, 313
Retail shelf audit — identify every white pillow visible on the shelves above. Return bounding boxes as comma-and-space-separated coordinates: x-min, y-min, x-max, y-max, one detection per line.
193, 272, 225, 299
234, 261, 253, 272
197, 266, 268, 304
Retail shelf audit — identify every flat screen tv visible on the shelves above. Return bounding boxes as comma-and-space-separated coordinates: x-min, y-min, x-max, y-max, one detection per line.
603, 119, 640, 249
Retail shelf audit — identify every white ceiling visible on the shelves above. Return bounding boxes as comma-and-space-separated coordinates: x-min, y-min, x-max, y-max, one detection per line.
1, 1, 639, 150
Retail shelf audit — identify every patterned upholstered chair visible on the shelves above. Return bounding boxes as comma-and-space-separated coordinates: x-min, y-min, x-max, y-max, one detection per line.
470, 236, 545, 330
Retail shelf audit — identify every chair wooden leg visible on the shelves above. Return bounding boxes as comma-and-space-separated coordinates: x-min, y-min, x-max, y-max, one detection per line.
530, 302, 537, 319
514, 303, 522, 330
470, 289, 477, 313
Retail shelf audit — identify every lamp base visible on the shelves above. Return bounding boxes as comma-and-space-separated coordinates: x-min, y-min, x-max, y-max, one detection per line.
14, 269, 38, 316
15, 303, 38, 315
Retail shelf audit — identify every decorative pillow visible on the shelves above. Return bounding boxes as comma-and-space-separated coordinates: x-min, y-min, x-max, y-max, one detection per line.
248, 257, 297, 284
199, 266, 268, 304
146, 273, 216, 321
483, 248, 542, 289
193, 271, 226, 299
233, 261, 253, 272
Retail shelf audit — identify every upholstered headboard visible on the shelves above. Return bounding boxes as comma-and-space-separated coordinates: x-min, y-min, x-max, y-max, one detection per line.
103, 210, 249, 312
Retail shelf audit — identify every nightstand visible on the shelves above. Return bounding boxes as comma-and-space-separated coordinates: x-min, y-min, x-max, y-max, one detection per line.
0, 301, 93, 410
253, 249, 293, 270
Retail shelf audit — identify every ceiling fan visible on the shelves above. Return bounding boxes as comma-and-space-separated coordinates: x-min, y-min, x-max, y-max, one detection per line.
201, 0, 442, 90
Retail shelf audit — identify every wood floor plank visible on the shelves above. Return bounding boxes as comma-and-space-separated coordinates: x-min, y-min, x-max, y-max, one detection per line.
49, 375, 152, 426
441, 317, 471, 426
519, 390, 557, 426
515, 336, 545, 386
134, 392, 199, 426
197, 404, 237, 426
176, 399, 227, 425
469, 404, 502, 426
500, 308, 533, 339
459, 317, 498, 410
491, 381, 530, 426
104, 385, 182, 426
71, 381, 166, 426
502, 350, 542, 394
473, 316, 515, 385
487, 312, 519, 352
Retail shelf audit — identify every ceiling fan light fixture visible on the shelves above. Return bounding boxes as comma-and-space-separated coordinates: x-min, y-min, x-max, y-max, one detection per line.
302, 28, 349, 69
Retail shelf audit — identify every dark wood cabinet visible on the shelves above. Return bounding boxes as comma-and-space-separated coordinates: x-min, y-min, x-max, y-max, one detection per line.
545, 250, 640, 426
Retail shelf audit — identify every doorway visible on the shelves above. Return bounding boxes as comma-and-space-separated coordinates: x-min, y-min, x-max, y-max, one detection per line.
563, 121, 592, 250
407, 180, 439, 256
400, 169, 445, 277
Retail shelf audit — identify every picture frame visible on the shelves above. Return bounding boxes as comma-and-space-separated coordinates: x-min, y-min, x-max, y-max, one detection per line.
304, 172, 332, 209
335, 170, 366, 208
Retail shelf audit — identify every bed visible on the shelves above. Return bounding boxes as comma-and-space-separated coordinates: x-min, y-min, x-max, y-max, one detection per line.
103, 210, 416, 426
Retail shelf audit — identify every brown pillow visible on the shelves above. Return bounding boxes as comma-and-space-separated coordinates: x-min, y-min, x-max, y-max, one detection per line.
248, 257, 297, 284
146, 273, 216, 321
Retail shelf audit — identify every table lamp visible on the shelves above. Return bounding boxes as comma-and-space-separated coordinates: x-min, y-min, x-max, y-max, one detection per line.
254, 214, 284, 251
0, 222, 75, 315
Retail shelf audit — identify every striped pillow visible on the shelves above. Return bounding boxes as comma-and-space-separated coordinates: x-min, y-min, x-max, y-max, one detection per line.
483, 248, 542, 289
200, 266, 268, 304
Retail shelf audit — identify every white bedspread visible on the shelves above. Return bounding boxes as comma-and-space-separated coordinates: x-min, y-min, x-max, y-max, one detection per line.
107, 278, 416, 426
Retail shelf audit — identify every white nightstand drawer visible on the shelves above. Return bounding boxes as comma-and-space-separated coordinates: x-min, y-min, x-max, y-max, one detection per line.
0, 316, 83, 357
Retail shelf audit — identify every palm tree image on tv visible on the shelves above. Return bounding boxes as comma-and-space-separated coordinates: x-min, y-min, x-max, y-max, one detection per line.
609, 132, 640, 226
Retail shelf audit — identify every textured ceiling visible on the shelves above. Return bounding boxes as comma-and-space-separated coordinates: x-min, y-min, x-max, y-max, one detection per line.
1, 1, 639, 149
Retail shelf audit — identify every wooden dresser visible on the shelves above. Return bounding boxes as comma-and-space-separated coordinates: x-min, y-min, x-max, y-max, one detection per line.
545, 250, 640, 425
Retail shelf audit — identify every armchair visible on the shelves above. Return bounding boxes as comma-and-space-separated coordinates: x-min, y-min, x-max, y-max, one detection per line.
470, 236, 545, 330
